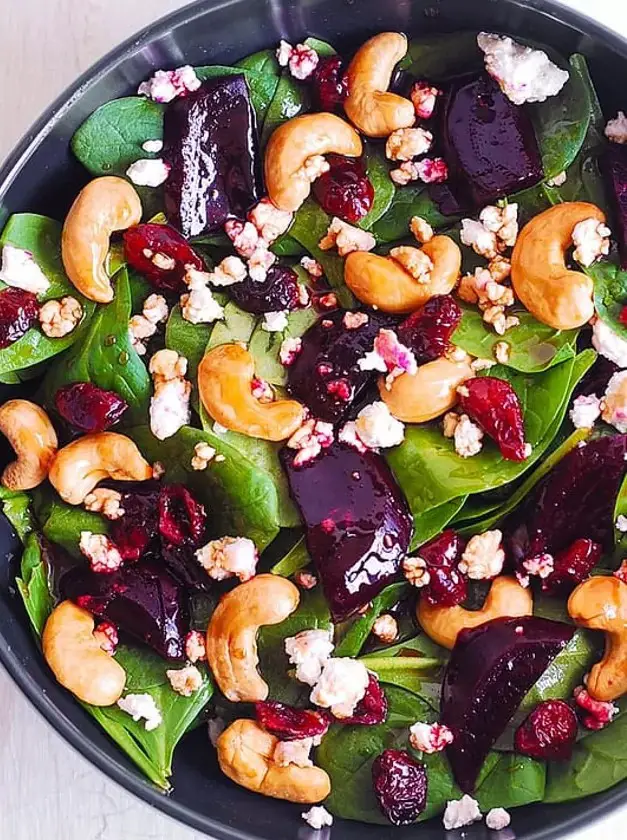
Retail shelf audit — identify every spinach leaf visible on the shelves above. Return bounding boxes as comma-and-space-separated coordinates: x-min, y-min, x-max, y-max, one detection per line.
401, 32, 481, 78
335, 582, 409, 658
0, 487, 34, 542
411, 497, 468, 551
371, 184, 454, 245
206, 301, 258, 350
15, 532, 54, 637
165, 304, 214, 381
474, 752, 546, 811
271, 536, 310, 576
261, 72, 309, 146
359, 653, 443, 696
613, 473, 627, 561
358, 144, 396, 231
303, 37, 337, 57
32, 487, 108, 558
589, 261, 627, 340
271, 234, 306, 257
196, 63, 280, 124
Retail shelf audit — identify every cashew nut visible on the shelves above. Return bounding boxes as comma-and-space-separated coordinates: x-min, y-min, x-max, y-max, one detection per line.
344, 32, 415, 137
206, 574, 300, 702
568, 576, 627, 702
61, 176, 142, 303
264, 113, 362, 212
417, 576, 533, 649
380, 353, 474, 423
511, 202, 606, 330
42, 601, 126, 705
345, 236, 461, 314
198, 344, 305, 441
0, 400, 58, 490
48, 431, 152, 505
217, 719, 331, 803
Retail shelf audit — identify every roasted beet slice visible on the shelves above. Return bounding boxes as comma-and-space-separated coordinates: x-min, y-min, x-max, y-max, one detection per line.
604, 143, 627, 269
515, 700, 578, 761
287, 309, 393, 423
228, 265, 300, 313
458, 376, 528, 461
110, 484, 160, 560
54, 383, 128, 433
541, 538, 602, 596
416, 529, 467, 607
163, 75, 260, 236
64, 558, 188, 661
158, 484, 206, 547
372, 749, 428, 826
0, 288, 39, 348
255, 701, 332, 740
397, 295, 462, 365
440, 73, 543, 210
441, 616, 575, 792
312, 154, 374, 223
123, 223, 205, 293
281, 441, 412, 620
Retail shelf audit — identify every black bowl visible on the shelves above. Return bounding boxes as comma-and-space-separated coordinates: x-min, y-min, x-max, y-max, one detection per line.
1, 1, 627, 837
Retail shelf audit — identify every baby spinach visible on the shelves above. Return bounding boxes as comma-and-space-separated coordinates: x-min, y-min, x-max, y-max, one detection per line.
270, 535, 310, 576
206, 301, 257, 350
15, 532, 53, 637
358, 144, 396, 231
271, 234, 305, 257
589, 261, 627, 340
302, 37, 337, 58
261, 72, 309, 146
335, 582, 409, 658
411, 496, 468, 551
359, 653, 443, 696
371, 184, 454, 245
0, 486, 34, 542
196, 60, 280, 123
401, 31, 481, 79
32, 487, 108, 558
474, 752, 546, 812
165, 304, 214, 382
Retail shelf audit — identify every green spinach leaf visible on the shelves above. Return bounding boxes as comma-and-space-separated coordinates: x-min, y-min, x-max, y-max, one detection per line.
371, 184, 454, 245
401, 32, 481, 78
32, 487, 108, 558
358, 144, 396, 231
411, 497, 468, 551
15, 532, 53, 637
165, 303, 214, 381
0, 487, 34, 542
261, 72, 309, 146
270, 536, 310, 576
589, 261, 627, 340
474, 752, 546, 811
335, 583, 409, 658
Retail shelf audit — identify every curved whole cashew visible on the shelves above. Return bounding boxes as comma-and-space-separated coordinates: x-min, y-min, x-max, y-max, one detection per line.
344, 32, 415, 137
380, 352, 474, 423
206, 574, 300, 702
0, 400, 58, 490
511, 202, 606, 330
217, 719, 331, 803
417, 576, 533, 649
344, 236, 461, 314
568, 576, 627, 702
265, 113, 363, 212
42, 601, 126, 705
198, 344, 305, 441
62, 176, 142, 303
48, 431, 152, 505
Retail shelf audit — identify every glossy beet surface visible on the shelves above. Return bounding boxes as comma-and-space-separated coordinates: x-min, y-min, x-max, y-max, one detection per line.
158, 485, 206, 547
123, 224, 205, 293
163, 75, 260, 236
311, 55, 348, 112
0, 288, 39, 348
110, 485, 160, 560
54, 382, 128, 433
63, 559, 188, 661
515, 700, 578, 761
281, 441, 412, 620
397, 295, 462, 365
604, 143, 627, 268
416, 529, 467, 607
287, 309, 392, 423
441, 73, 543, 209
312, 154, 374, 223
228, 265, 300, 313
371, 749, 428, 826
339, 674, 388, 725
459, 376, 527, 461
255, 701, 331, 740
542, 538, 602, 596
441, 616, 575, 792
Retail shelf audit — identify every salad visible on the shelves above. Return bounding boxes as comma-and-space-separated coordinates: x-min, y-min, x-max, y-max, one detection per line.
2, 26, 627, 834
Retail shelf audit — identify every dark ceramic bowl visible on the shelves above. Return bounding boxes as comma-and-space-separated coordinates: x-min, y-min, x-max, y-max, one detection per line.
1, 0, 627, 837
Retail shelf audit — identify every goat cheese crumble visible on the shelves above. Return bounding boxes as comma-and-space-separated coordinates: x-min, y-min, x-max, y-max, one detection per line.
126, 158, 170, 187
262, 310, 289, 332
486, 807, 511, 830
592, 317, 627, 367
302, 806, 334, 829
310, 657, 371, 719
0, 244, 50, 294
117, 693, 162, 731
442, 795, 482, 830
605, 111, 627, 145
138, 65, 201, 102
409, 721, 454, 754
195, 536, 258, 583
570, 394, 602, 429
166, 664, 203, 697
285, 629, 334, 686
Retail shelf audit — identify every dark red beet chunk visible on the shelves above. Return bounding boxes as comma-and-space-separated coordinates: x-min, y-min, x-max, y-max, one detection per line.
312, 154, 374, 223
416, 529, 467, 607
255, 701, 332, 740
0, 288, 39, 348
163, 75, 260, 236
515, 700, 578, 761
54, 383, 128, 433
604, 143, 627, 269
372, 749, 428, 826
160, 543, 211, 591
158, 484, 206, 546
542, 538, 602, 596
574, 354, 619, 400
398, 295, 462, 366
339, 674, 388, 725
459, 376, 527, 461
123, 224, 205, 293
110, 485, 160, 560
287, 309, 393, 423
441, 616, 575, 792
63, 559, 188, 661
311, 56, 348, 113
280, 441, 412, 620
440, 74, 543, 210
228, 265, 300, 314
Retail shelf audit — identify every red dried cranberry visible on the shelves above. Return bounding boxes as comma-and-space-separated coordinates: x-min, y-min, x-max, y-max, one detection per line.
514, 700, 578, 761
339, 674, 388, 725
372, 749, 428, 825
158, 484, 206, 546
0, 288, 39, 348
255, 701, 332, 741
541, 538, 602, 596
311, 55, 348, 113
459, 376, 528, 461
54, 382, 128, 433
418, 529, 467, 607
228, 265, 300, 314
111, 486, 160, 560
574, 686, 618, 730
397, 295, 462, 365
312, 154, 374, 223
123, 223, 205, 293
620, 306, 627, 327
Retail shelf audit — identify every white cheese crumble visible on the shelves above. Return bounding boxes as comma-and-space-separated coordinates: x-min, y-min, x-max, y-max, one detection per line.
569, 394, 601, 429
302, 806, 334, 829
148, 349, 191, 440
262, 310, 289, 332
166, 664, 203, 697
191, 441, 220, 470
592, 317, 627, 367
117, 693, 162, 731
309, 658, 370, 719
352, 401, 405, 449
142, 139, 164, 153
605, 111, 627, 145
409, 721, 454, 754
616, 514, 627, 533
410, 215, 434, 244
442, 794, 482, 830
602, 370, 627, 432
181, 285, 224, 324
279, 336, 302, 366
371, 614, 398, 643
248, 198, 293, 244
126, 158, 170, 187
138, 65, 201, 102
206, 255, 247, 287
286, 418, 334, 466
276, 41, 319, 80
0, 244, 50, 294
453, 414, 484, 458
285, 629, 334, 686
486, 807, 511, 830
273, 738, 314, 768
195, 536, 258, 583
459, 530, 505, 579
571, 218, 611, 267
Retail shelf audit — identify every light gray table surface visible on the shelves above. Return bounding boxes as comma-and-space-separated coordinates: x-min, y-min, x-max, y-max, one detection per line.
0, 0, 626, 837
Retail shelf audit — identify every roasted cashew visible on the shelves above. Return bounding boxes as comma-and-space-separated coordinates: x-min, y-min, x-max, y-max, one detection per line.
264, 113, 362, 212
48, 431, 152, 505
568, 576, 627, 702
42, 601, 126, 705
344, 236, 461, 314
380, 353, 474, 423
0, 400, 58, 490
61, 176, 142, 303
417, 576, 533, 649
511, 202, 606, 330
206, 574, 300, 702
344, 32, 415, 137
198, 344, 305, 441
217, 719, 331, 803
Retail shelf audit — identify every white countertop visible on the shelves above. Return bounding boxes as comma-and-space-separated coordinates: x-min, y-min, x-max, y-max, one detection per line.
1, 0, 626, 837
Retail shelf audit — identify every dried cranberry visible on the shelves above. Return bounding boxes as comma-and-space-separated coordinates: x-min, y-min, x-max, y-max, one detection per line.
371, 749, 428, 825
459, 376, 527, 461
312, 154, 374, 223
123, 223, 205, 293
54, 382, 128, 433
417, 529, 467, 607
228, 264, 300, 313
515, 700, 578, 761
397, 295, 462, 365
541, 538, 602, 596
574, 685, 618, 730
620, 306, 627, 326
311, 55, 348, 113
110, 485, 159, 560
339, 674, 388, 725
0, 288, 39, 348
255, 701, 332, 740
158, 484, 206, 546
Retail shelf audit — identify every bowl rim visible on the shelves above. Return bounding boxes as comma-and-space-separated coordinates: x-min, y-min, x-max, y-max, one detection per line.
2, 0, 627, 837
